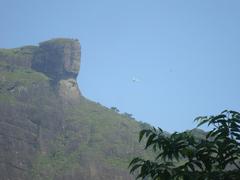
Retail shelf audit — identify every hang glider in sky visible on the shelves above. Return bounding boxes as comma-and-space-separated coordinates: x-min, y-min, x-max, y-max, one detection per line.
132, 77, 141, 83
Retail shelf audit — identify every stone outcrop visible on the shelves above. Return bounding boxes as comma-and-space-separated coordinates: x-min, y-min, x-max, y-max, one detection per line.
32, 38, 81, 81
58, 79, 80, 101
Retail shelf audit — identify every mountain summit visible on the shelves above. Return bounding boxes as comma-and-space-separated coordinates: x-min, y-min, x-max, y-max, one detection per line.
0, 38, 149, 180
32, 38, 80, 81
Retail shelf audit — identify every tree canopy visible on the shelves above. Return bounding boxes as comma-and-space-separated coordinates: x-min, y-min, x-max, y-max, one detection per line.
129, 110, 240, 180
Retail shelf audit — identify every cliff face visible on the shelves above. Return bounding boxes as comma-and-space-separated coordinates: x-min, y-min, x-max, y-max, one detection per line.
0, 38, 147, 180
32, 39, 80, 81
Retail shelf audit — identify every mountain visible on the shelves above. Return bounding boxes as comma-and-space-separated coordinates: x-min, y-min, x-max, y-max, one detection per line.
0, 38, 151, 180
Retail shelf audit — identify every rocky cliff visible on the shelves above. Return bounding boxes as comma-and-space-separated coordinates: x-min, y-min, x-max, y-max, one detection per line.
32, 39, 80, 81
0, 38, 148, 180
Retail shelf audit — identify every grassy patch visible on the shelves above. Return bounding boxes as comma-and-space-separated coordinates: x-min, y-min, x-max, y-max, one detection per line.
105, 157, 130, 169
0, 46, 37, 59
39, 38, 78, 47
64, 97, 152, 170
31, 152, 79, 180
0, 94, 16, 104
0, 68, 49, 86
31, 135, 80, 180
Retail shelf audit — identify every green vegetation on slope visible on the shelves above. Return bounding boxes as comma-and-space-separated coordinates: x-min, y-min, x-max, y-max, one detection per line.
0, 45, 38, 70
0, 62, 49, 104
31, 96, 152, 179
0, 68, 49, 85
39, 38, 79, 47
0, 46, 38, 60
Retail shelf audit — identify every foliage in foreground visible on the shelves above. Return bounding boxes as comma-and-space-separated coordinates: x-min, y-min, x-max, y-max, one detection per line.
129, 110, 240, 180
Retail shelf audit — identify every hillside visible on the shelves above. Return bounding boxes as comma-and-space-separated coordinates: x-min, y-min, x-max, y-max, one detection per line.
0, 38, 150, 180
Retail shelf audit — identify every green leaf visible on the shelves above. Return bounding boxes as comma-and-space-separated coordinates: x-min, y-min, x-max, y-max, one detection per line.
194, 116, 208, 122
209, 114, 226, 124
229, 110, 240, 115
139, 129, 151, 142
196, 119, 209, 128
130, 164, 142, 173
221, 109, 229, 114
145, 133, 156, 149
193, 160, 203, 170
187, 162, 195, 172
129, 157, 142, 167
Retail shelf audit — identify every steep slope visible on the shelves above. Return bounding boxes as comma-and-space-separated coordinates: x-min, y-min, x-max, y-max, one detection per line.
0, 39, 149, 180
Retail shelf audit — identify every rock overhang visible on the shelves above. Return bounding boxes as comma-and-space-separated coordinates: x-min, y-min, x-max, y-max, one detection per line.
32, 38, 81, 81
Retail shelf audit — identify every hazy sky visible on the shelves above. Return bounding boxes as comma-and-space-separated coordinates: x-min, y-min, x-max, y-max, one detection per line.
1, 0, 240, 132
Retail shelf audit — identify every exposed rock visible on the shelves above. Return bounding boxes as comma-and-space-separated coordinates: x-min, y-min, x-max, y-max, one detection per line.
32, 38, 81, 81
59, 79, 81, 101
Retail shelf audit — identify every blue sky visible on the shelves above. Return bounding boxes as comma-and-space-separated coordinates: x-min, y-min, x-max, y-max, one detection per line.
1, 0, 240, 132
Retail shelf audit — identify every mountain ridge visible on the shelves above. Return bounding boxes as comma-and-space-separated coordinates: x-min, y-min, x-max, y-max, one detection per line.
0, 38, 149, 180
